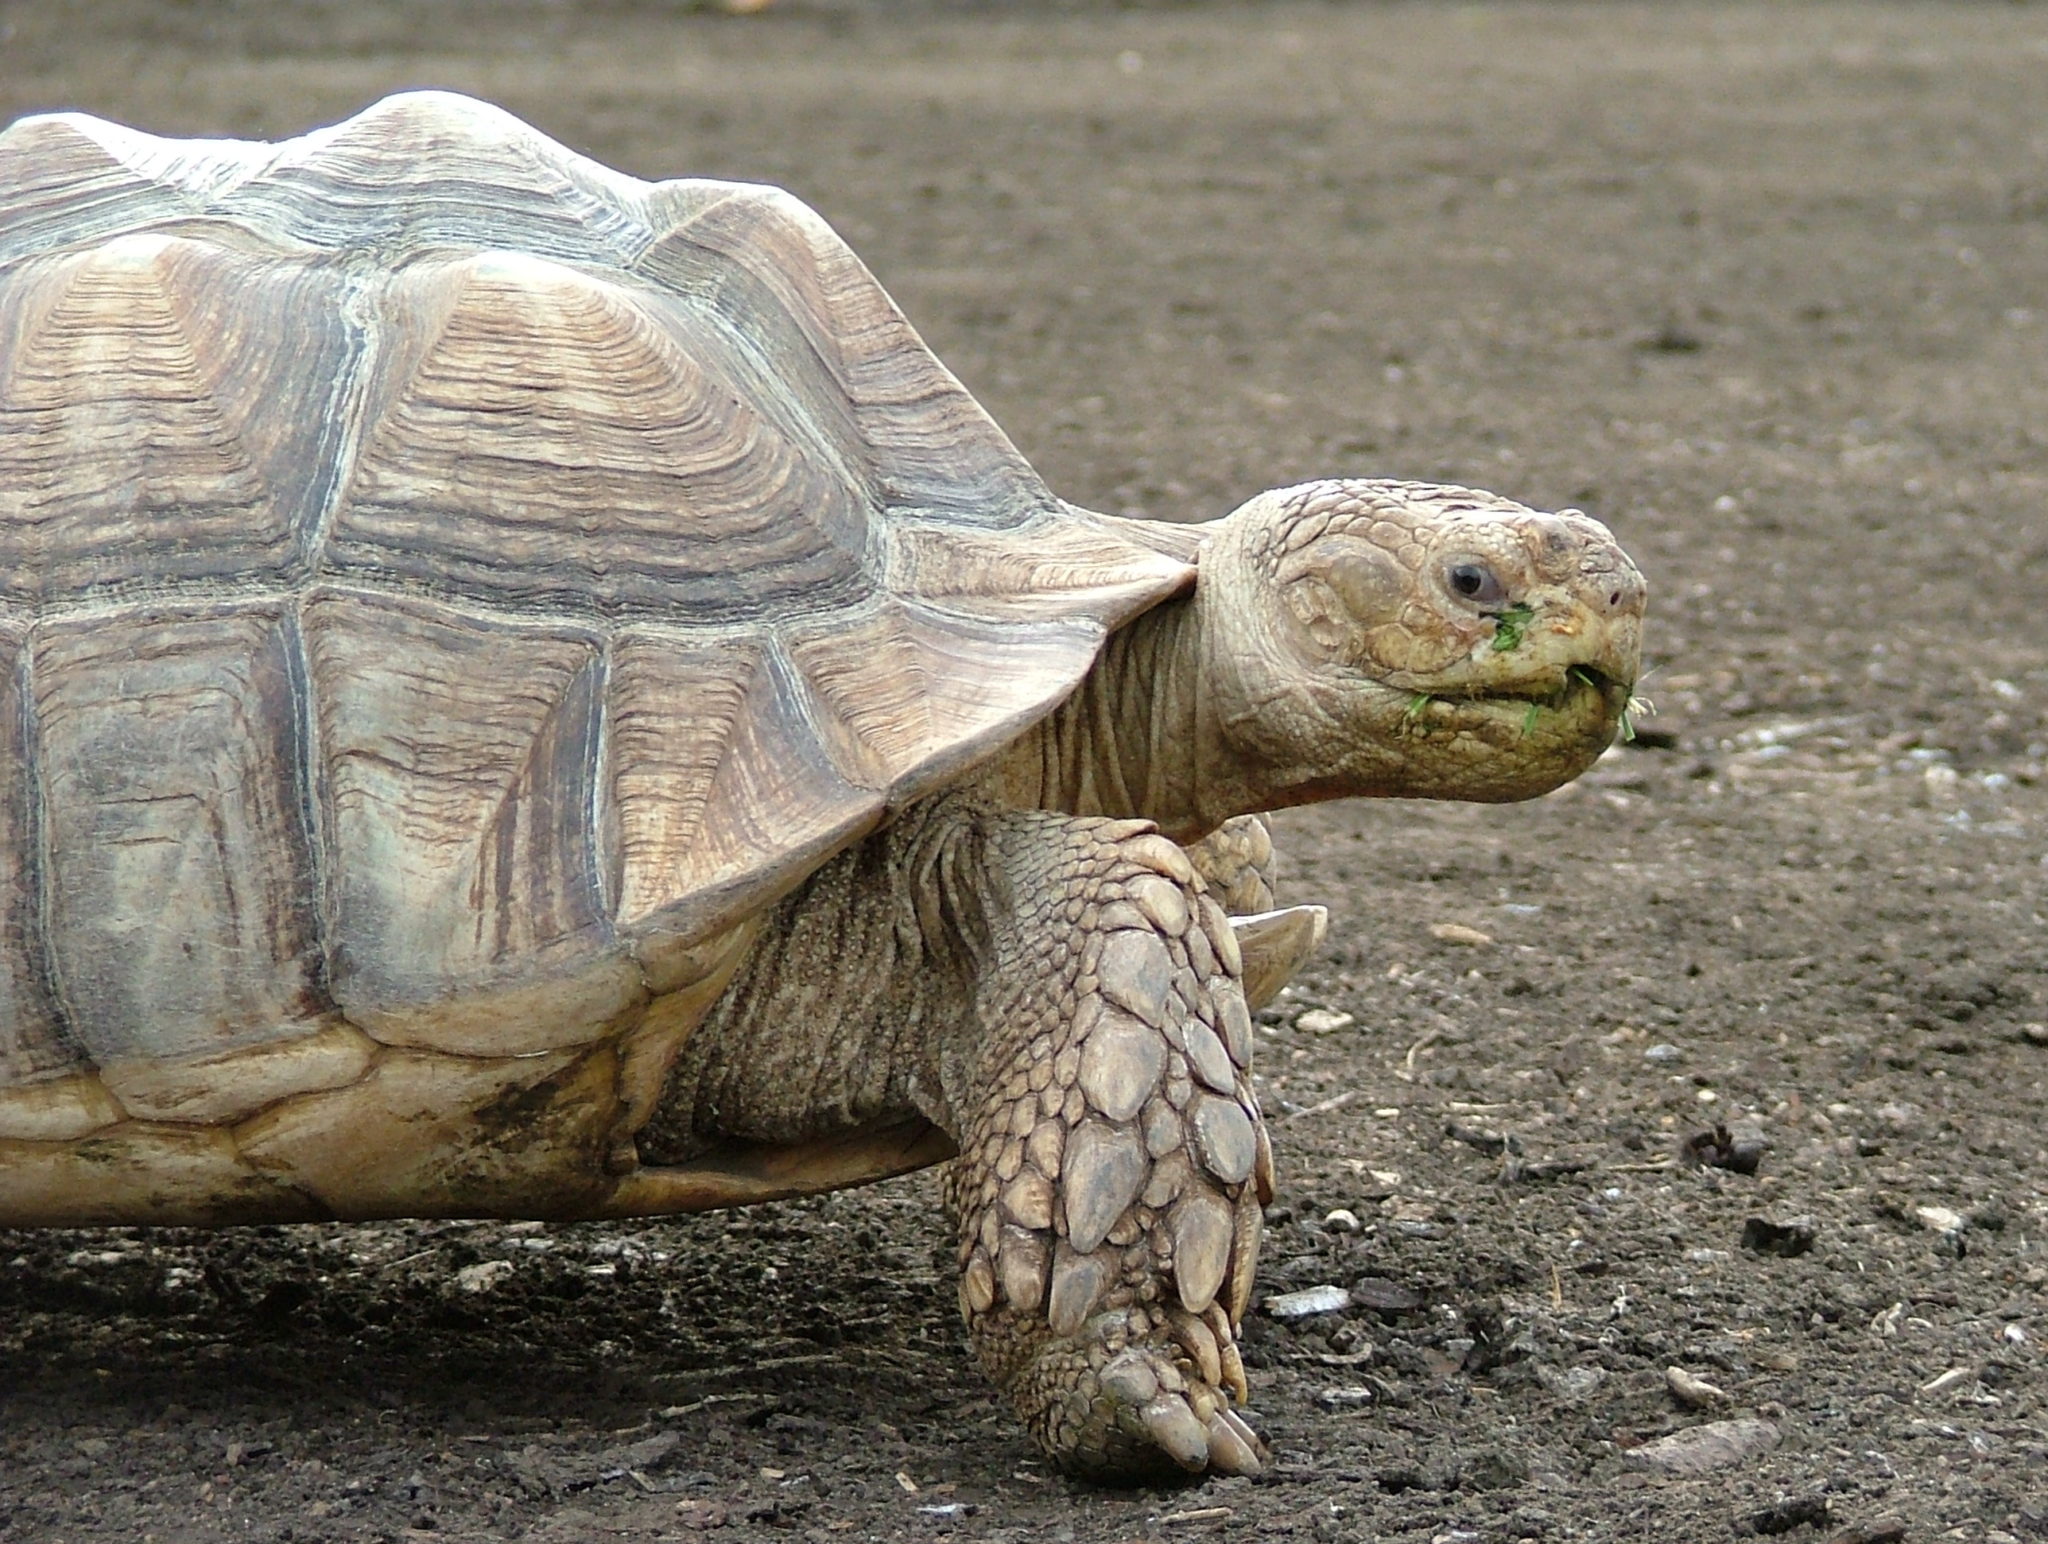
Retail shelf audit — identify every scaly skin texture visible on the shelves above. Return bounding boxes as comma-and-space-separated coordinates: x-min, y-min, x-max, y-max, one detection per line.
1182, 815, 1281, 915
649, 478, 1643, 1479
644, 797, 1269, 1479
982, 478, 1644, 841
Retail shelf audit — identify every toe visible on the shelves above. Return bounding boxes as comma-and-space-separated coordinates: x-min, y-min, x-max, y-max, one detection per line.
1205, 1408, 1265, 1475
1138, 1396, 1212, 1471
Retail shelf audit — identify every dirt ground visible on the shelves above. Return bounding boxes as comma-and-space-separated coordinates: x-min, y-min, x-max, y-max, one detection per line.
2, 2, 2044, 1540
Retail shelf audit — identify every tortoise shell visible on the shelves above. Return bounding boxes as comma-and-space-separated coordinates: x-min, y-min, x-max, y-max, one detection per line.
0, 91, 1190, 1222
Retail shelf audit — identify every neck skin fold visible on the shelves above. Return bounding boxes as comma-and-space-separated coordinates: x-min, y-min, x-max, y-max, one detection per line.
978, 595, 1236, 844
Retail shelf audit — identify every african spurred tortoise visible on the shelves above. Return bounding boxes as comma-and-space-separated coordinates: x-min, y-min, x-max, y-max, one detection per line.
0, 92, 1644, 1477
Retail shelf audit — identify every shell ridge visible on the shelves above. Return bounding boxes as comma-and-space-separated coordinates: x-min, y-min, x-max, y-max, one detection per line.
462, 640, 614, 965
604, 630, 765, 930
771, 625, 893, 796
278, 598, 341, 1019
294, 263, 383, 587
300, 588, 617, 1016
237, 92, 657, 263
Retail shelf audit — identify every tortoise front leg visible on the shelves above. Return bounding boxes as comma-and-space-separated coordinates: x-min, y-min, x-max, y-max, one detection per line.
933, 806, 1269, 1480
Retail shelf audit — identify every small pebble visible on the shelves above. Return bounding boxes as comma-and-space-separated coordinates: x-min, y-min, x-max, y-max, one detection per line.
1741, 1215, 1817, 1257
1665, 1366, 1728, 1408
1315, 1386, 1375, 1410
1917, 1366, 1976, 1397
1684, 1122, 1766, 1175
1644, 1043, 1682, 1063
1621, 1417, 1781, 1476
1429, 922, 1493, 947
1915, 1205, 1965, 1234
1321, 1208, 1361, 1233
1538, 1365, 1604, 1402
1295, 1008, 1356, 1034
454, 1260, 515, 1293
1265, 1285, 1352, 1320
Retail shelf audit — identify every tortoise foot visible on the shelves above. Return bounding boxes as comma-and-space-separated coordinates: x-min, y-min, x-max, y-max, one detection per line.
943, 809, 1273, 1479
973, 1298, 1266, 1480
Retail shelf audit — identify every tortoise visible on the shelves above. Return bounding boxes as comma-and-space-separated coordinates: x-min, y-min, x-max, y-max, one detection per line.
0, 92, 1644, 1478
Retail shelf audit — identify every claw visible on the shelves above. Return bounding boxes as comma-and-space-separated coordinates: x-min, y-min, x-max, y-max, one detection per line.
1170, 1309, 1223, 1388
1140, 1396, 1212, 1471
1218, 1333, 1250, 1403
1205, 1409, 1265, 1476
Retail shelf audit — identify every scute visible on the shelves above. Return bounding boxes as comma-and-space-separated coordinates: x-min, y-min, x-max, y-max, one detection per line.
0, 92, 1193, 1199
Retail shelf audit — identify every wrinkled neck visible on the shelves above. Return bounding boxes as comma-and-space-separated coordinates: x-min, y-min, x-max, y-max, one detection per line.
981, 596, 1234, 843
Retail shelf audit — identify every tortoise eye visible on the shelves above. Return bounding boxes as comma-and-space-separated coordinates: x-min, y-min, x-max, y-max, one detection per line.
1445, 561, 1507, 607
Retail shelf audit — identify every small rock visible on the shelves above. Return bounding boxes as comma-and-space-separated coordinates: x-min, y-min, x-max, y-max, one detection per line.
1664, 1366, 1728, 1408
1315, 1386, 1375, 1410
1447, 1121, 1511, 1156
673, 1498, 729, 1530
1429, 922, 1493, 947
1314, 1339, 1375, 1366
1265, 1284, 1352, 1320
1537, 1365, 1605, 1402
1351, 1277, 1424, 1313
1913, 1205, 1965, 1234
454, 1260, 516, 1293
1683, 1122, 1766, 1175
1321, 1208, 1361, 1233
1748, 1496, 1831, 1535
1644, 1043, 1683, 1064
2020, 1022, 2047, 1046
1294, 1008, 1356, 1034
1620, 1417, 1781, 1476
1916, 1366, 1976, 1397
1741, 1215, 1816, 1258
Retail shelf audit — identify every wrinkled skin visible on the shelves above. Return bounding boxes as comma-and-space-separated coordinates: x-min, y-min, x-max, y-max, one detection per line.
664, 477, 1645, 1479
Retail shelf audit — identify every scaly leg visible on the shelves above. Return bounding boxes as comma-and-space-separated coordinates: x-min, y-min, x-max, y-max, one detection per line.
936, 806, 1270, 1479
1182, 813, 1279, 914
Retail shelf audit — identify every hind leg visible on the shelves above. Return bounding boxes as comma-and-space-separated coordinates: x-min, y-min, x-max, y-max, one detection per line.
1182, 813, 1280, 914
933, 805, 1270, 1479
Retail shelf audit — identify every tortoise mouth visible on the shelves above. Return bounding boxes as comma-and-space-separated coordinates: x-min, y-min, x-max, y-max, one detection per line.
1402, 663, 1630, 734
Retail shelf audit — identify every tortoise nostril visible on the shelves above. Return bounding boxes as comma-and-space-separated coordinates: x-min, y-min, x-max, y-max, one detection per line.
1609, 590, 1622, 608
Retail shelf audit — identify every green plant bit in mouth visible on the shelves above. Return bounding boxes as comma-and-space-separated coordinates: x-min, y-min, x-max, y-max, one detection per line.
1559, 664, 1654, 742
1618, 691, 1655, 744
1489, 602, 1535, 653
1406, 692, 1433, 723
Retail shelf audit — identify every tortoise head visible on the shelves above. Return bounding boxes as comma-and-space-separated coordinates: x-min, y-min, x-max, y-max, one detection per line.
1196, 478, 1646, 810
